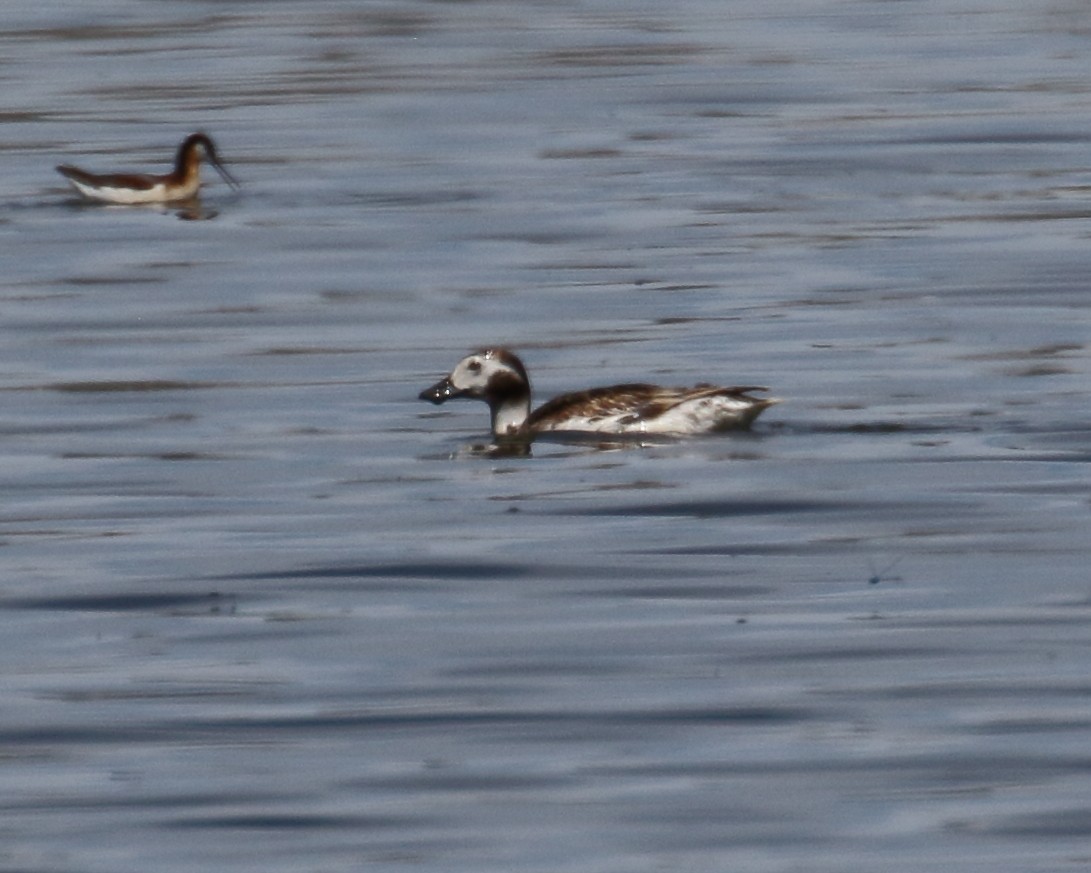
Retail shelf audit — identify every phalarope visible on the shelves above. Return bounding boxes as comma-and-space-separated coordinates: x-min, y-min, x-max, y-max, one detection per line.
56, 132, 239, 204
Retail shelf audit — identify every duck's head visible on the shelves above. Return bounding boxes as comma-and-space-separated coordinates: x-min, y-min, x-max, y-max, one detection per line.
419, 348, 532, 437
419, 348, 529, 403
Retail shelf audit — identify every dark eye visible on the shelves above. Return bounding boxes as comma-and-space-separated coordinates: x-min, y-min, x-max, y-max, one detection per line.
467, 360, 482, 373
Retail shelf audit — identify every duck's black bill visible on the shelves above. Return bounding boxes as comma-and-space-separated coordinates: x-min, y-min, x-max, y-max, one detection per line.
419, 378, 456, 404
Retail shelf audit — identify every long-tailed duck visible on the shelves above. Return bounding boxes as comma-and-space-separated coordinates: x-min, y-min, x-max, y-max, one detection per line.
57, 132, 239, 204
419, 348, 778, 440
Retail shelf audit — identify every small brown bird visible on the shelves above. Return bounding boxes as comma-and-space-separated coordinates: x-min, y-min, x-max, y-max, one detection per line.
57, 132, 239, 204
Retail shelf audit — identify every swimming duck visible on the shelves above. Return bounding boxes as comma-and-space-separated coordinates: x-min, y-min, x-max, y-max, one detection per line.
419, 348, 778, 440
56, 132, 240, 204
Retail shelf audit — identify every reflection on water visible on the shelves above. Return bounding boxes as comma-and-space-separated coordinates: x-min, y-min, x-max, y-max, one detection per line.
1, 1, 1090, 871
58, 195, 226, 221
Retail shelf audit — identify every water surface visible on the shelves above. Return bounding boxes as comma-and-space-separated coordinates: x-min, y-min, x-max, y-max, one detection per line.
1, 2, 1089, 871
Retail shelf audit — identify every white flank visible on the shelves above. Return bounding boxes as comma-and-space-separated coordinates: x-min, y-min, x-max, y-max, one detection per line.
536, 394, 778, 435
67, 178, 192, 204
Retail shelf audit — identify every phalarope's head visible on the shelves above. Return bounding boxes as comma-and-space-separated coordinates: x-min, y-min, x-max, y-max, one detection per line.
181, 132, 240, 191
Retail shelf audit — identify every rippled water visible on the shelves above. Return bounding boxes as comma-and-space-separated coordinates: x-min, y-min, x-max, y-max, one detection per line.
2, 1, 1090, 871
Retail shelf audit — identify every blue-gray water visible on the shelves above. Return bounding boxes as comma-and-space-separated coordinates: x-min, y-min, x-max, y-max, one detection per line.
2, 1, 1090, 871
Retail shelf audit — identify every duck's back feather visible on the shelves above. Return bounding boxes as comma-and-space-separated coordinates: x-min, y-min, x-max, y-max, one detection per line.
529, 383, 774, 435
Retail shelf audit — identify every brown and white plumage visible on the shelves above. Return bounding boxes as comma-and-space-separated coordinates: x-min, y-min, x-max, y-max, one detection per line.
419, 348, 778, 440
56, 132, 240, 204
